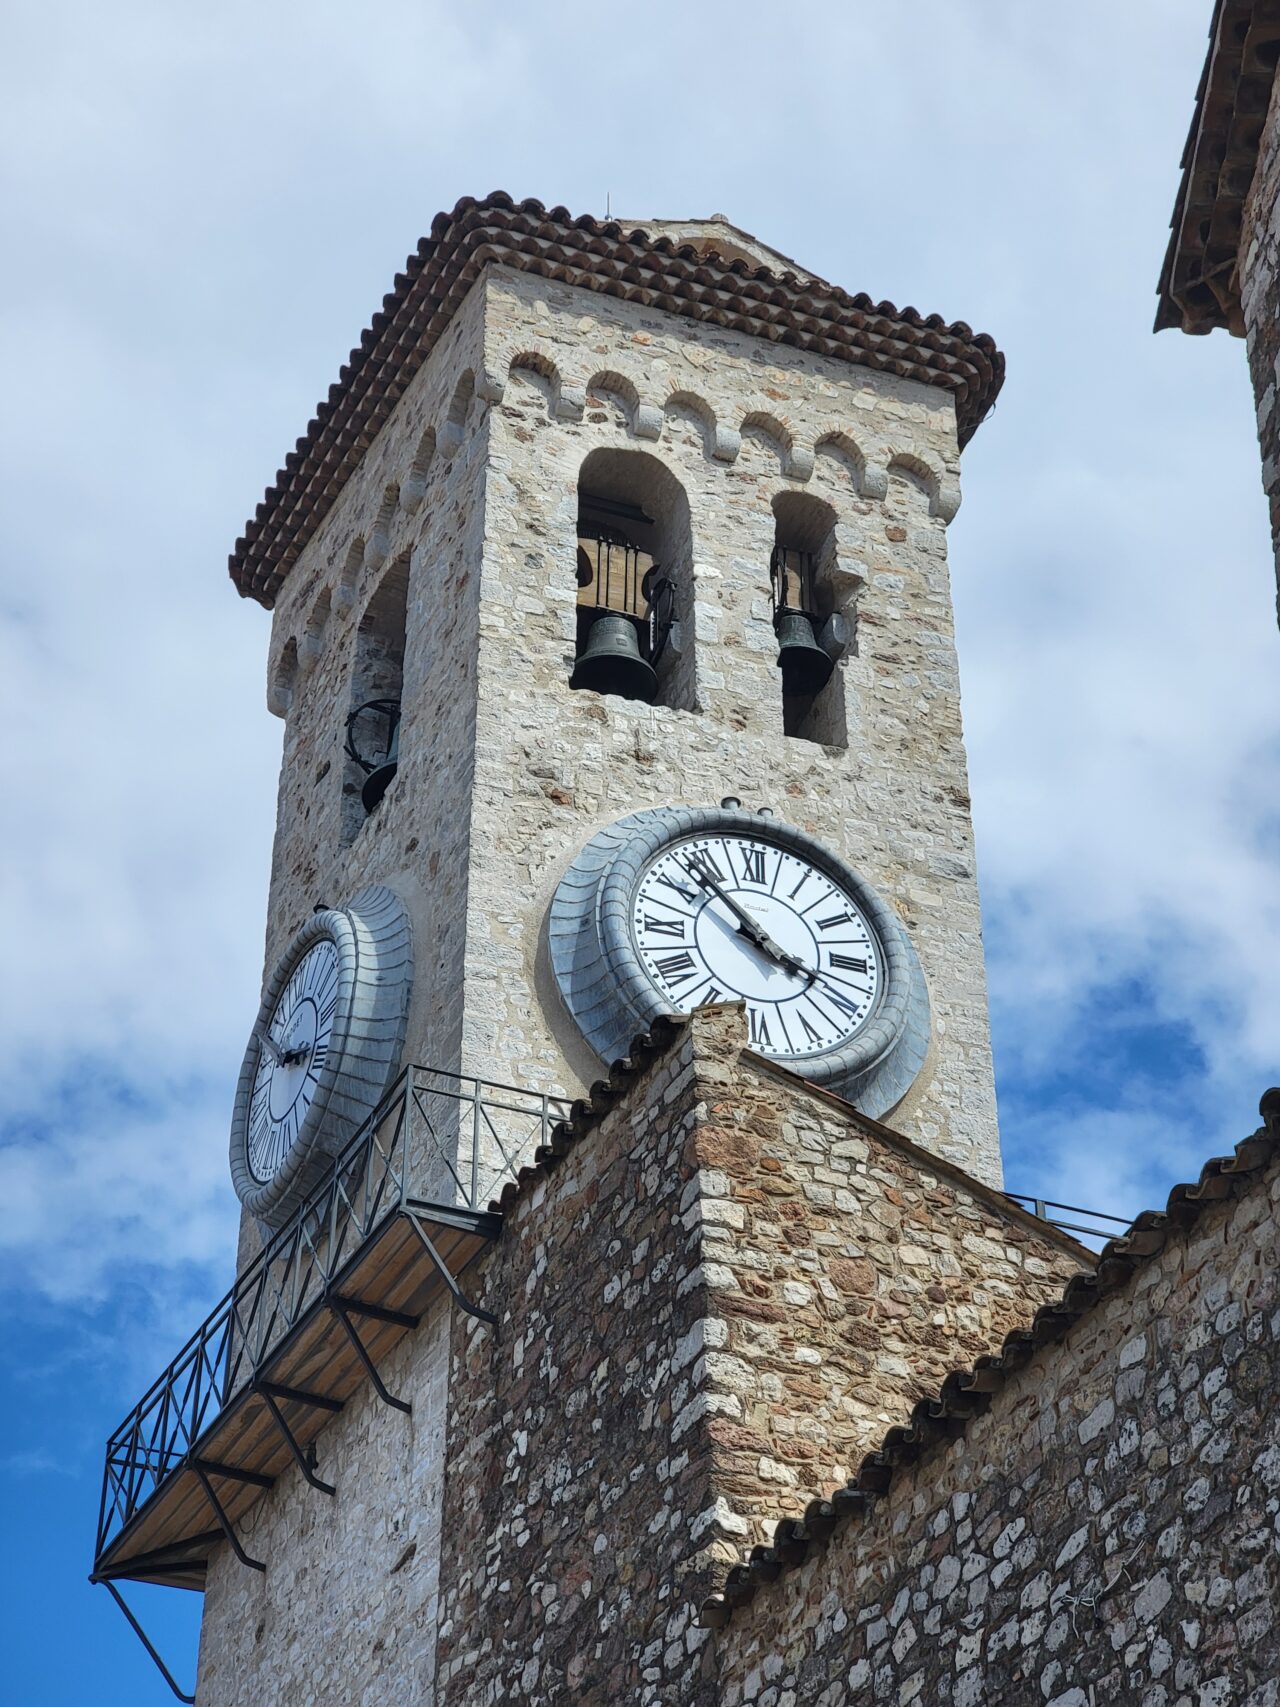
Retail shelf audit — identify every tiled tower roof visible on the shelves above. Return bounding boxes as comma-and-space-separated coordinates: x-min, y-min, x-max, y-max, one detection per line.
229, 193, 1004, 607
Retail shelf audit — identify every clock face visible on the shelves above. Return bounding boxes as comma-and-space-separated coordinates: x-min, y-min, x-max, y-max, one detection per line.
228, 885, 414, 1230
632, 833, 882, 1058
548, 805, 931, 1118
246, 939, 340, 1184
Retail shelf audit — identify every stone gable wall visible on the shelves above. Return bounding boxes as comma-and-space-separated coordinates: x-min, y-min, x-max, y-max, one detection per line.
715, 1146, 1280, 1707
685, 1020, 1087, 1547
1241, 67, 1280, 622
433, 1008, 1085, 1704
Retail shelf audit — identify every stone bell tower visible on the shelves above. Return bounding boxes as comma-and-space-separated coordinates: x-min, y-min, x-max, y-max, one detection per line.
248, 196, 1004, 1186
96, 196, 1050, 1707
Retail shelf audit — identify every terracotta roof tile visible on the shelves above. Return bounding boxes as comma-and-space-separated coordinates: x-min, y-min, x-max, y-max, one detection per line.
230, 193, 1005, 607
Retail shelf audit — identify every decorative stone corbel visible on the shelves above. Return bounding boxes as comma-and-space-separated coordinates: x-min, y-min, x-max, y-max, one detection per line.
476, 368, 505, 405
633, 404, 663, 441
712, 426, 741, 463
266, 679, 292, 719
862, 463, 890, 501
931, 474, 962, 523
555, 385, 587, 423
784, 445, 815, 482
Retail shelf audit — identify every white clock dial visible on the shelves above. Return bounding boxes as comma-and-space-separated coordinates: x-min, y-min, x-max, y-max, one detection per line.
246, 939, 340, 1184
631, 832, 882, 1058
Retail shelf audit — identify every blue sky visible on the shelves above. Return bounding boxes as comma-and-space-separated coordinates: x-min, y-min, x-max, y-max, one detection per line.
3, 1, 1279, 1700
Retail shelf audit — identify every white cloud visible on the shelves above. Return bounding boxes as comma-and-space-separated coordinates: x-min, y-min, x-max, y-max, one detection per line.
1, 0, 1276, 1336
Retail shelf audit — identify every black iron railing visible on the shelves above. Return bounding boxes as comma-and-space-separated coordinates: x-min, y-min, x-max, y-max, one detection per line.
95, 1066, 570, 1568
1004, 1193, 1132, 1245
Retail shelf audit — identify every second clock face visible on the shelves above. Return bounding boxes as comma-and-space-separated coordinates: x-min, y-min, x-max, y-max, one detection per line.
246, 938, 341, 1184
631, 832, 883, 1058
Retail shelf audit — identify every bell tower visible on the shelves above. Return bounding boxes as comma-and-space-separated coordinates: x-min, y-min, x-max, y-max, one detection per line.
93, 196, 1028, 1707
248, 197, 1003, 1186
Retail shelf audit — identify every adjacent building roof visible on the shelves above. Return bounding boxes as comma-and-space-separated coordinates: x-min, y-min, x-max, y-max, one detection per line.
229, 194, 1005, 607
1156, 0, 1280, 334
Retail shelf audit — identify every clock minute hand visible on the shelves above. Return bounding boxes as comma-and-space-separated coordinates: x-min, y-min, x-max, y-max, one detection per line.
687, 865, 807, 975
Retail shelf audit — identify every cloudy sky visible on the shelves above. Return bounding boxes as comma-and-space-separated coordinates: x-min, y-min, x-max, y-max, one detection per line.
4, 1, 1278, 1699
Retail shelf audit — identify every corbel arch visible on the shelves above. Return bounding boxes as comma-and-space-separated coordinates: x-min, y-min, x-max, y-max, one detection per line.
268, 636, 299, 719
741, 411, 813, 481
364, 482, 399, 572
886, 449, 961, 521
441, 370, 475, 456
401, 427, 436, 513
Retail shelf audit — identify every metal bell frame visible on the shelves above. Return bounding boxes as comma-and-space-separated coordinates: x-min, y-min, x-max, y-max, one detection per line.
345, 697, 401, 814
769, 544, 835, 699
570, 526, 675, 704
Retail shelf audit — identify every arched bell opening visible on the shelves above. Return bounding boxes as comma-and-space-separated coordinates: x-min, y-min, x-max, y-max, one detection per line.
343, 551, 410, 840
770, 491, 849, 747
571, 449, 693, 710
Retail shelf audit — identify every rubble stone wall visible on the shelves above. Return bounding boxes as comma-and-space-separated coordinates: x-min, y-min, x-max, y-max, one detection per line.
433, 1017, 725, 1707
716, 1143, 1280, 1707
685, 1016, 1086, 1547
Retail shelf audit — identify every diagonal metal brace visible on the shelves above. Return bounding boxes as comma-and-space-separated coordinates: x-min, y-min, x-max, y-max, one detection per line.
96, 1579, 196, 1703
258, 1389, 335, 1495
192, 1464, 266, 1572
328, 1299, 412, 1414
402, 1211, 497, 1326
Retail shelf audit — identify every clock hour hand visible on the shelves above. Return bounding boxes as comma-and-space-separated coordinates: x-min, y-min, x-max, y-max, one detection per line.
255, 1026, 285, 1067
686, 864, 808, 977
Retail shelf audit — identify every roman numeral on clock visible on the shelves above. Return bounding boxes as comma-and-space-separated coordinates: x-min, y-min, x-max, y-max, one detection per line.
642, 915, 686, 939
817, 911, 854, 931
748, 1007, 772, 1048
654, 950, 698, 988
738, 847, 766, 884
830, 953, 868, 974
685, 848, 725, 883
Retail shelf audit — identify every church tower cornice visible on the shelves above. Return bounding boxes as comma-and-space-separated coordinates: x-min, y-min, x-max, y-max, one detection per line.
230, 191, 1005, 608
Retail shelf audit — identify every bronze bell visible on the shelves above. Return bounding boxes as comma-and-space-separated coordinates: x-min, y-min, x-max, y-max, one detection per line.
570, 613, 659, 702
776, 609, 834, 698
360, 712, 400, 813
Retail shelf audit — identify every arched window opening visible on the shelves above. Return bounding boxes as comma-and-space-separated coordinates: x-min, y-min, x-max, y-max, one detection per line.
343, 552, 410, 837
571, 449, 693, 709
770, 492, 848, 747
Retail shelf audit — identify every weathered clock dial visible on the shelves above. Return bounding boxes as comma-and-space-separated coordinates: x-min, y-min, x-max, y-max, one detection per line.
228, 885, 412, 1229
548, 805, 930, 1117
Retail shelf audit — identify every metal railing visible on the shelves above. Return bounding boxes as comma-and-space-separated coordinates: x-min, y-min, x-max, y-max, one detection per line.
95, 1066, 570, 1568
1004, 1193, 1132, 1246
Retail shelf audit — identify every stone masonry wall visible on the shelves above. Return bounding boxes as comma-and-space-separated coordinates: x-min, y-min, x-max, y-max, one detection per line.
196, 1299, 452, 1707
715, 1137, 1280, 1707
433, 1015, 725, 1707
1241, 65, 1280, 622
685, 1016, 1087, 1547
469, 265, 1003, 1186
249, 254, 1005, 1197
432, 1006, 1084, 1705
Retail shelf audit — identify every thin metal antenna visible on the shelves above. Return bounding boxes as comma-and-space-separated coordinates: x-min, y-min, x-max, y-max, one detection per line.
606, 191, 611, 220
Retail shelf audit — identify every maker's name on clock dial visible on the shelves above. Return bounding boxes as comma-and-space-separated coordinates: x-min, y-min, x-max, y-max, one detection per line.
632, 833, 882, 1057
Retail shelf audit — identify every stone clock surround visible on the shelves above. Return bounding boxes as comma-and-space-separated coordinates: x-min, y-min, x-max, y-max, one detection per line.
257, 261, 1000, 1194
